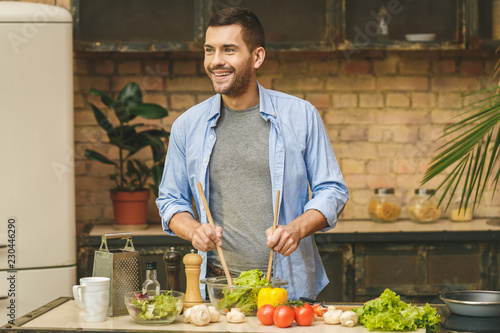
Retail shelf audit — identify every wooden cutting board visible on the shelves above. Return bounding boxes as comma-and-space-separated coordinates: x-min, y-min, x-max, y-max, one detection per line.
17, 300, 425, 333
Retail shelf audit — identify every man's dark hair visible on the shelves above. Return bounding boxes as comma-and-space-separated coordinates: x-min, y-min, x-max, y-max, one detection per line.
208, 7, 265, 51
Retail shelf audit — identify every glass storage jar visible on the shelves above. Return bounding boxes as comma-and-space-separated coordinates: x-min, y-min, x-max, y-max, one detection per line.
448, 191, 473, 222
408, 188, 441, 223
368, 187, 401, 222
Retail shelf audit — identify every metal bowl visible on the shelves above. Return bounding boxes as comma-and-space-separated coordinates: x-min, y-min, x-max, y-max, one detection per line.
440, 290, 500, 317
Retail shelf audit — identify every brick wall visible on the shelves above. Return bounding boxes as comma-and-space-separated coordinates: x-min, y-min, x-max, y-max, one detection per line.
73, 50, 500, 228
5, 0, 499, 228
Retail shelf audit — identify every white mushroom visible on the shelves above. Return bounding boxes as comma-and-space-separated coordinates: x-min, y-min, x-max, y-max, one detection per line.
226, 308, 245, 323
189, 304, 211, 326
340, 310, 358, 327
183, 307, 192, 323
208, 306, 220, 323
323, 306, 343, 325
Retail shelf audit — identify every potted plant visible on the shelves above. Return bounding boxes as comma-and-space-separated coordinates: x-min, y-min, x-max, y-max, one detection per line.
85, 82, 169, 230
422, 53, 500, 212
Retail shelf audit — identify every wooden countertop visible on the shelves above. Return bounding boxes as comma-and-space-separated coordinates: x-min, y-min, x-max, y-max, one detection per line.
82, 219, 500, 245
4, 298, 432, 333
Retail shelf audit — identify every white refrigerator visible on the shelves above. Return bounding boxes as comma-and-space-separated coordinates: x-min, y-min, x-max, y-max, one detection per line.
0, 1, 76, 325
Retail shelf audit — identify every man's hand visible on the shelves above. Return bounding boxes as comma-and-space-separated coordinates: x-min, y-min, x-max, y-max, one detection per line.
191, 223, 223, 252
265, 224, 300, 257
265, 209, 329, 257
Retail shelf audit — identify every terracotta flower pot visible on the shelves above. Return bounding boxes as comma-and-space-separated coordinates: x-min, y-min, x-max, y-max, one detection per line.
110, 190, 150, 230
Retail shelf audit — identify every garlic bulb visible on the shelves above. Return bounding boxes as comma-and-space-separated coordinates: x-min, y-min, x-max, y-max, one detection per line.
183, 307, 192, 323
226, 308, 245, 323
189, 304, 211, 326
323, 306, 343, 325
340, 310, 358, 327
208, 306, 220, 323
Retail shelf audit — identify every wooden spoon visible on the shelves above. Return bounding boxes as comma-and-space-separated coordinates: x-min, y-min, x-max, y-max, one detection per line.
197, 182, 233, 285
266, 189, 281, 282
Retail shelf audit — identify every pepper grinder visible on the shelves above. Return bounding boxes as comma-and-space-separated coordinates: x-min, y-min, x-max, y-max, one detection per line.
163, 247, 183, 291
183, 249, 203, 310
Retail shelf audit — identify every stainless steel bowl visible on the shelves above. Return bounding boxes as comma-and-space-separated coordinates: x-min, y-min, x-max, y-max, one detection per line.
440, 290, 500, 317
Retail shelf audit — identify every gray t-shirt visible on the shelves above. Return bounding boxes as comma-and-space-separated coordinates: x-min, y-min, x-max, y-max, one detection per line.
207, 103, 274, 275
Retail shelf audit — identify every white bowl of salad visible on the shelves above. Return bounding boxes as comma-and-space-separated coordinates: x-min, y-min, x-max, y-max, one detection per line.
124, 290, 184, 325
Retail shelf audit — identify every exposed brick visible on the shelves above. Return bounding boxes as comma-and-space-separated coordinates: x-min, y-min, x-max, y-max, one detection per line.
387, 93, 410, 107
340, 126, 368, 141
87, 93, 108, 109
341, 159, 366, 174
257, 77, 272, 89
400, 59, 430, 74
273, 77, 324, 91
74, 77, 110, 93
366, 159, 392, 174
173, 60, 197, 75
334, 142, 379, 159
412, 92, 436, 108
143, 93, 168, 108
343, 174, 368, 189
306, 93, 330, 109
434, 59, 457, 74
373, 57, 398, 75
170, 94, 196, 110
166, 77, 213, 92
56, 0, 71, 9
74, 93, 85, 109
75, 176, 103, 191
327, 76, 376, 91
438, 93, 463, 109
76, 205, 102, 222
368, 126, 394, 142
377, 110, 428, 125
393, 126, 419, 143
359, 93, 384, 108
283, 61, 310, 75
74, 58, 89, 75
259, 59, 280, 75
74, 110, 98, 126
118, 61, 142, 74
333, 93, 358, 108
377, 77, 429, 91
311, 59, 339, 75
431, 109, 463, 124
460, 60, 484, 76
325, 109, 376, 125
93, 60, 115, 75
112, 76, 164, 92
431, 77, 481, 92
144, 60, 170, 77
340, 60, 371, 75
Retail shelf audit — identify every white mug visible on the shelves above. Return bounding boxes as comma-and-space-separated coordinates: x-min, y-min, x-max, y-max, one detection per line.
73, 277, 110, 322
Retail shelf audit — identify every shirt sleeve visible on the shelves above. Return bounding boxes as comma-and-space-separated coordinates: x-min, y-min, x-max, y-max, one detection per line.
303, 104, 349, 230
155, 118, 195, 235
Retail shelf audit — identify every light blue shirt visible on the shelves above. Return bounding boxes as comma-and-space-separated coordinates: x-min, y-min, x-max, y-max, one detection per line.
156, 83, 348, 300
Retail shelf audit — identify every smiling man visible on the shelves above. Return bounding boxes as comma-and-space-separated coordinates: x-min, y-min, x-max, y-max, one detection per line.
156, 7, 348, 300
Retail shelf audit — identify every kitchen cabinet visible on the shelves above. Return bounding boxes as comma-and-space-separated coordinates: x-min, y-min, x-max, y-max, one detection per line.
71, 0, 493, 52
79, 219, 500, 304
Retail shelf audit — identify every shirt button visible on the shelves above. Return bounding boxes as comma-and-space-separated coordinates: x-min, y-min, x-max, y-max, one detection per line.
203, 158, 208, 163
210, 135, 214, 139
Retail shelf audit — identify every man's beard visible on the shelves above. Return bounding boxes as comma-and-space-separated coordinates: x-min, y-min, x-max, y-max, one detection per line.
207, 58, 253, 97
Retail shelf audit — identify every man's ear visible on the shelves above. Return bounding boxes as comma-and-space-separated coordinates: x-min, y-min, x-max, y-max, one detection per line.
253, 47, 265, 69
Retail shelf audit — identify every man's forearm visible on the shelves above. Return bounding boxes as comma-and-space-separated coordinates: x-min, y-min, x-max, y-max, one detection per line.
169, 212, 200, 241
291, 209, 329, 240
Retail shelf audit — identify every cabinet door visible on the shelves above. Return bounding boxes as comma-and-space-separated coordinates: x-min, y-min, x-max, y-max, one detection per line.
208, 0, 336, 51
354, 242, 488, 303
339, 0, 466, 50
469, 0, 500, 49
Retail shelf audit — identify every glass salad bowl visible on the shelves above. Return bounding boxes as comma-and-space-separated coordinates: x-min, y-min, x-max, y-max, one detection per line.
124, 290, 184, 325
200, 276, 288, 316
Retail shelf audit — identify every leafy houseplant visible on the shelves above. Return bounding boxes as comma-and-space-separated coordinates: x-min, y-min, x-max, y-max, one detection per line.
85, 82, 169, 229
422, 54, 500, 213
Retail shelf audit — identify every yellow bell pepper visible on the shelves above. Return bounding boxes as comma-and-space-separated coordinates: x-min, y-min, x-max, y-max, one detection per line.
257, 287, 288, 309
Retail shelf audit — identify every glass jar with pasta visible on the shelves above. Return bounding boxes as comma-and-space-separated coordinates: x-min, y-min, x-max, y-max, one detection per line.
368, 188, 401, 222
408, 188, 441, 223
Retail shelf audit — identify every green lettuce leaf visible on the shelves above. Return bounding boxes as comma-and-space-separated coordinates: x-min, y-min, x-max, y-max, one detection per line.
353, 289, 440, 332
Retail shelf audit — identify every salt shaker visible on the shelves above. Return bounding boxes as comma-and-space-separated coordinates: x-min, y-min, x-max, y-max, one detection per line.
163, 246, 183, 292
183, 249, 203, 310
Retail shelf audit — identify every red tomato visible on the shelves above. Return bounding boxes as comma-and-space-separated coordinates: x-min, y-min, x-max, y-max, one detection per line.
294, 303, 315, 326
273, 305, 295, 328
257, 304, 275, 326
